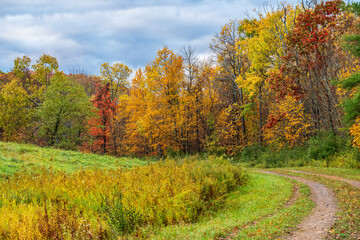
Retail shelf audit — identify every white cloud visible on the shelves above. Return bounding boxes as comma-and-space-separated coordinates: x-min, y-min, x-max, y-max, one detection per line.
0, 0, 297, 74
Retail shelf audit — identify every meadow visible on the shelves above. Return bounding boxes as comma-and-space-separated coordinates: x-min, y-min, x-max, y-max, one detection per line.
0, 141, 146, 176
1, 141, 359, 239
0, 142, 250, 239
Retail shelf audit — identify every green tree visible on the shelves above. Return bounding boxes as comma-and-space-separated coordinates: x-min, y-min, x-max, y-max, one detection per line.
0, 78, 32, 141
342, 2, 360, 149
342, 2, 360, 125
37, 75, 93, 149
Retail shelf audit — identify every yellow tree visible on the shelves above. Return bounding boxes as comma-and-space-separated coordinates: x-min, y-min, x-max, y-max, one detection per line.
100, 62, 132, 101
124, 47, 185, 155
32, 54, 59, 87
210, 20, 250, 147
238, 4, 299, 144
122, 69, 151, 155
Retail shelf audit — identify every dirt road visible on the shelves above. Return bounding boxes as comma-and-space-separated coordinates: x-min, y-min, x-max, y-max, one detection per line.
256, 170, 337, 240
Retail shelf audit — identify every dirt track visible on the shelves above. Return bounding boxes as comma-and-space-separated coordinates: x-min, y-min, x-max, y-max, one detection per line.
257, 170, 337, 240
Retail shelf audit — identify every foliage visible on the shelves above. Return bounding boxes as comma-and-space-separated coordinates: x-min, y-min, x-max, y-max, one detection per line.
84, 83, 116, 154
306, 131, 347, 161
342, 3, 360, 150
0, 78, 32, 141
100, 192, 142, 235
37, 76, 93, 149
100, 62, 132, 100
263, 95, 313, 149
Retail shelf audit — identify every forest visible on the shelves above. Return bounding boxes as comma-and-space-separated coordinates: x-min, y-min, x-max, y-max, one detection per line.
1, 0, 360, 167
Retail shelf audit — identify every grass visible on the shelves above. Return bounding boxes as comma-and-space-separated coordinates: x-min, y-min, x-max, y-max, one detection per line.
141, 172, 313, 240
273, 169, 360, 240
288, 166, 360, 180
232, 178, 313, 239
0, 141, 146, 175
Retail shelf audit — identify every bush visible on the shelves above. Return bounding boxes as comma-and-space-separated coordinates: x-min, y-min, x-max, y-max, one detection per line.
307, 131, 346, 161
100, 192, 142, 235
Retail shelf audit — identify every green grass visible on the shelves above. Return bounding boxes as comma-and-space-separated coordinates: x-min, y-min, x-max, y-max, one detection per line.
274, 169, 360, 240
233, 178, 313, 239
288, 166, 360, 181
0, 141, 146, 175
138, 172, 312, 240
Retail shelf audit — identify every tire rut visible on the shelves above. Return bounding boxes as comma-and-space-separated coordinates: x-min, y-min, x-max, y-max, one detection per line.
256, 170, 337, 240
216, 182, 300, 240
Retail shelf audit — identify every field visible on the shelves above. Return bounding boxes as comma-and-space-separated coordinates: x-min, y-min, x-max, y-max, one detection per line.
0, 141, 359, 239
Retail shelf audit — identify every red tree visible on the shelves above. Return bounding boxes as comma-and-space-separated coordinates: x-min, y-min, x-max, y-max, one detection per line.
268, 0, 344, 131
85, 83, 116, 154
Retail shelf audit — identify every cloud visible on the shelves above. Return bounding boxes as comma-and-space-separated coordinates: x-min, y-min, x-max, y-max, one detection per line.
0, 0, 297, 74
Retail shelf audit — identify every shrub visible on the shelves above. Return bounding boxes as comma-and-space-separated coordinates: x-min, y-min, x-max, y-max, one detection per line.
307, 131, 346, 161
100, 192, 142, 235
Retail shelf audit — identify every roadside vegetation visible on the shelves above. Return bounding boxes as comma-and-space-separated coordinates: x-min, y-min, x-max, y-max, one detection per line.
233, 131, 360, 169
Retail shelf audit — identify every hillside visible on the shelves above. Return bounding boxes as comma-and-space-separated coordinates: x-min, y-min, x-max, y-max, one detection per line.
0, 141, 146, 175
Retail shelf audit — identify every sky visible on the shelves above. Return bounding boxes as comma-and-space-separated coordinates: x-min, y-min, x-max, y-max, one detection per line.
0, 0, 297, 75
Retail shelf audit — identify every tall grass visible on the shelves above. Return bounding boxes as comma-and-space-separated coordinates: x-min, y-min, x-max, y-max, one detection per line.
0, 157, 247, 238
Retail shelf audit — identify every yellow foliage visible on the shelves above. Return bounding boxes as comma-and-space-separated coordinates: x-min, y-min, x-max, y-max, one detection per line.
0, 158, 247, 238
264, 95, 313, 149
350, 118, 360, 150
0, 78, 33, 141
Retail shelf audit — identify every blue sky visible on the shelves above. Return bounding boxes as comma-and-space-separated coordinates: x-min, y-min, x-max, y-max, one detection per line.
0, 0, 296, 75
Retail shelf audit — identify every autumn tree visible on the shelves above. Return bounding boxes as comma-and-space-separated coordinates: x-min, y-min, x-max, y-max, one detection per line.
84, 83, 116, 154
210, 20, 250, 150
180, 46, 220, 153
269, 0, 347, 133
239, 4, 298, 144
100, 62, 132, 155
0, 78, 32, 141
0, 55, 58, 142
100, 62, 132, 100
123, 47, 185, 155
32, 54, 59, 86
263, 95, 313, 149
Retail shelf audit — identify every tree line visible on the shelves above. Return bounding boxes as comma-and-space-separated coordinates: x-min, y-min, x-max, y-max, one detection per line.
1, 0, 360, 156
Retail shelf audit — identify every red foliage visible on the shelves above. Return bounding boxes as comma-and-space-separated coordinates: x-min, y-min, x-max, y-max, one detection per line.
83, 83, 116, 154
262, 112, 286, 130
268, 0, 343, 101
